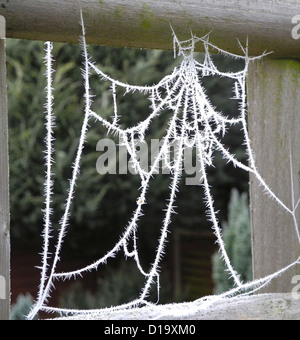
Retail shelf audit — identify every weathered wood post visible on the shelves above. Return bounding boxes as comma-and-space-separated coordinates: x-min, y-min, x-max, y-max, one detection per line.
0, 15, 10, 320
0, 0, 300, 318
248, 59, 300, 293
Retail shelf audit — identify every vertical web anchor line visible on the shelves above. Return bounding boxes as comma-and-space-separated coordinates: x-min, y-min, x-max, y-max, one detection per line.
28, 12, 93, 320
35, 41, 55, 314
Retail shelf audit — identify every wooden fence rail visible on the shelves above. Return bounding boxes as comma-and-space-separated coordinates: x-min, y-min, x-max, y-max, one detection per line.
58, 294, 300, 320
0, 0, 300, 57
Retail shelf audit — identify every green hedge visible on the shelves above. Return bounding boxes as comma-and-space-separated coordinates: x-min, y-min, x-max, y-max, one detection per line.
7, 39, 248, 266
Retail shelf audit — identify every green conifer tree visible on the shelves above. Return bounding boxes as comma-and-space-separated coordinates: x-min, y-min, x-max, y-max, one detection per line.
213, 189, 252, 294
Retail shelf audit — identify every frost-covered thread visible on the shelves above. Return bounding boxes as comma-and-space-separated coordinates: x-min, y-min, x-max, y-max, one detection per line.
28, 14, 300, 319
28, 41, 56, 320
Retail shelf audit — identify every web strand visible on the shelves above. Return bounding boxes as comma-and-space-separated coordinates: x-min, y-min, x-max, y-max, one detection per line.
28, 14, 300, 320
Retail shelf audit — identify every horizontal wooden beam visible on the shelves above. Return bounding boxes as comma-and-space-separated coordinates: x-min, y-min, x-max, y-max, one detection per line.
1, 0, 300, 57
57, 294, 300, 320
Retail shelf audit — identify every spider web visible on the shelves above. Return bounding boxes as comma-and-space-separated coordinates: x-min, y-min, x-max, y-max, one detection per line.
27, 16, 300, 320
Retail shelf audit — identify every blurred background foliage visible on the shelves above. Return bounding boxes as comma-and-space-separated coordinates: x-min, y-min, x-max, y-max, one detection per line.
7, 38, 250, 300
213, 189, 252, 294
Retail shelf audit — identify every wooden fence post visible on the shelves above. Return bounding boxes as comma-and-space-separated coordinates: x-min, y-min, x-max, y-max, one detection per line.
0, 16, 10, 320
248, 58, 300, 293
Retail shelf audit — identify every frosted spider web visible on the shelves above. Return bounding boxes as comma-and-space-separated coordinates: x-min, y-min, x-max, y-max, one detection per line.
27, 15, 300, 320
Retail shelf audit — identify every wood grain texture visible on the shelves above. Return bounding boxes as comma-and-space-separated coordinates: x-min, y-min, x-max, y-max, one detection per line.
0, 0, 300, 57
0, 16, 10, 320
248, 58, 300, 293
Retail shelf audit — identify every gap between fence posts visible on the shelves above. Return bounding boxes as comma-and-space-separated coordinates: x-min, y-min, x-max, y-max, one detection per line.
248, 58, 300, 293
0, 15, 10, 320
